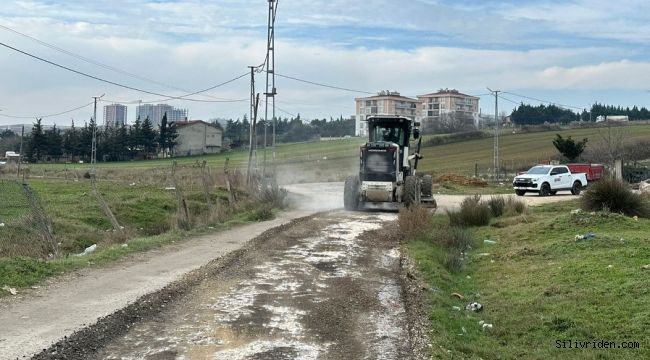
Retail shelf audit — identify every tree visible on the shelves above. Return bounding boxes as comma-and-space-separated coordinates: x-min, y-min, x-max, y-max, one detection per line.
552, 134, 588, 162
140, 116, 158, 158
26, 118, 47, 162
45, 124, 63, 162
158, 113, 178, 157
63, 120, 79, 161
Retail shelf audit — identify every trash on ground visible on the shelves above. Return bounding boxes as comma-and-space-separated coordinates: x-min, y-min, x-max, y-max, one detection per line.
641, 264, 650, 270
2, 285, 17, 295
452, 292, 464, 300
570, 209, 582, 215
0, 223, 4, 227
482, 323, 494, 331
452, 306, 461, 311
75, 244, 97, 256
575, 232, 596, 241
121, 243, 128, 248
633, 216, 639, 221
478, 253, 491, 257
466, 302, 483, 312
607, 265, 613, 269
483, 239, 496, 245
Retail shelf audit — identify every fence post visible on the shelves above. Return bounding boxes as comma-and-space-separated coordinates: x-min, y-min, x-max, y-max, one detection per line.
90, 173, 122, 232
171, 161, 190, 227
21, 181, 58, 256
200, 160, 214, 215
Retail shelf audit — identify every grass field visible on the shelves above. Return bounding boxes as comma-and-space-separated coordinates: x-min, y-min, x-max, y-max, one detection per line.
26, 123, 650, 182
408, 200, 650, 359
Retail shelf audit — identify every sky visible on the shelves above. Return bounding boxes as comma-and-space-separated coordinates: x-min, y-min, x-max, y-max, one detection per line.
1, 0, 650, 127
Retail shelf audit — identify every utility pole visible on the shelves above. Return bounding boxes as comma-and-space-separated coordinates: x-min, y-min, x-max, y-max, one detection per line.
247, 66, 257, 184
90, 94, 104, 178
17, 124, 24, 179
264, 0, 278, 172
487, 88, 500, 182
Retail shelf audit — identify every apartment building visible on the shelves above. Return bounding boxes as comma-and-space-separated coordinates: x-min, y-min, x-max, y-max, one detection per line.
354, 91, 420, 136
103, 104, 127, 128
417, 89, 480, 131
136, 104, 188, 128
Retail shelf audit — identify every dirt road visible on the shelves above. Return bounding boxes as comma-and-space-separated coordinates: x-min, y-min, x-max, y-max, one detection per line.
2, 182, 575, 359
37, 211, 421, 360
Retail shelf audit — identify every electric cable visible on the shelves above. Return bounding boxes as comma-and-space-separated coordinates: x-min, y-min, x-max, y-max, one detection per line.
0, 41, 248, 102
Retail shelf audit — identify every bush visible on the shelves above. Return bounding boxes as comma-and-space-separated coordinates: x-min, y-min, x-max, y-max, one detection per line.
437, 226, 473, 250
247, 206, 274, 221
256, 182, 288, 209
487, 196, 506, 217
504, 197, 527, 216
398, 205, 431, 239
447, 195, 492, 227
581, 177, 649, 218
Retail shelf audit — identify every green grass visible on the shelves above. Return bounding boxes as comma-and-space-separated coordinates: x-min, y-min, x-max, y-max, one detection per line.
28, 123, 650, 182
408, 200, 650, 359
0, 202, 279, 293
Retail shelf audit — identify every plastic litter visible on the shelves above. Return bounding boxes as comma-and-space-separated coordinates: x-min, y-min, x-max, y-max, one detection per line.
641, 264, 650, 270
452, 292, 464, 300
121, 243, 128, 248
466, 302, 483, 312
0, 223, 4, 227
483, 240, 496, 245
482, 323, 494, 331
452, 306, 461, 311
575, 232, 596, 241
75, 244, 97, 256
570, 209, 582, 215
2, 285, 17, 295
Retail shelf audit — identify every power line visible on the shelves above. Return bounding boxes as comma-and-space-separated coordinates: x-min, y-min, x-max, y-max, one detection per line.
498, 94, 521, 105
276, 73, 375, 95
0, 101, 94, 119
502, 91, 583, 110
0, 41, 248, 102
0, 24, 244, 102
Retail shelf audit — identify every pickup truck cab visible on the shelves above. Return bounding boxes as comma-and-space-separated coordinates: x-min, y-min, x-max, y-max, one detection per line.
513, 165, 588, 196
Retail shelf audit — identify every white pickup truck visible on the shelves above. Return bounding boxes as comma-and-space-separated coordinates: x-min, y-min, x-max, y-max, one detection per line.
512, 165, 588, 196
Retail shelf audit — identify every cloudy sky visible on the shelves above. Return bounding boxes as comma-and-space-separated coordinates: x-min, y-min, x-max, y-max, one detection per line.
1, 0, 650, 126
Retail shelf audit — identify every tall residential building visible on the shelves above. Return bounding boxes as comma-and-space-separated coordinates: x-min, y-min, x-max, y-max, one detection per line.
103, 104, 127, 128
136, 104, 188, 128
354, 91, 420, 136
417, 89, 480, 131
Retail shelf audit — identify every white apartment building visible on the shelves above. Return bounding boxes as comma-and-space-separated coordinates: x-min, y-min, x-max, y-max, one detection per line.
103, 104, 127, 128
354, 91, 420, 136
136, 104, 188, 128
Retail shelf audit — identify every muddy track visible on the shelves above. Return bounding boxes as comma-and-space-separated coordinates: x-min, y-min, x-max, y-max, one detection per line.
34, 211, 427, 360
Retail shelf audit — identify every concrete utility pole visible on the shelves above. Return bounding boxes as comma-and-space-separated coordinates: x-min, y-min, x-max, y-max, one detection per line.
17, 124, 24, 179
487, 88, 500, 182
263, 0, 278, 172
90, 94, 104, 178
247, 66, 257, 184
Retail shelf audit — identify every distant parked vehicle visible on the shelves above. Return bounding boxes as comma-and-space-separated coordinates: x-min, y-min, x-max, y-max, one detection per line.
512, 165, 588, 196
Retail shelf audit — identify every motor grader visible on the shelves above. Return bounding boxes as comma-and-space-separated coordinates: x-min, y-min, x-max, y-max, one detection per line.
344, 115, 435, 210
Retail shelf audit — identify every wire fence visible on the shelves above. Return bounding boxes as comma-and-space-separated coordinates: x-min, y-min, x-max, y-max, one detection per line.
0, 159, 264, 260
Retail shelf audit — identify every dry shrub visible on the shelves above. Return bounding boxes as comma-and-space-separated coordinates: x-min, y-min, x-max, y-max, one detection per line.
504, 197, 527, 216
447, 195, 492, 227
398, 205, 431, 239
581, 177, 649, 218
487, 196, 506, 217
437, 226, 473, 250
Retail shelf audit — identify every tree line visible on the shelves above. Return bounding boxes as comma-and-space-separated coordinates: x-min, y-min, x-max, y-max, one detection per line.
18, 114, 178, 163
224, 115, 354, 148
510, 103, 650, 125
